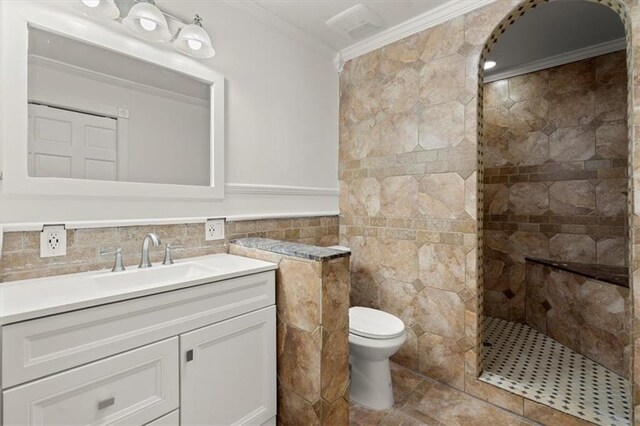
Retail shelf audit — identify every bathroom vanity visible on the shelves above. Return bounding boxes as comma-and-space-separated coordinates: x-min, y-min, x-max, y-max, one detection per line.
0, 254, 278, 426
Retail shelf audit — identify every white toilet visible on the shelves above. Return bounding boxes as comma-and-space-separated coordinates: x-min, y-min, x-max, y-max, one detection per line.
348, 306, 406, 410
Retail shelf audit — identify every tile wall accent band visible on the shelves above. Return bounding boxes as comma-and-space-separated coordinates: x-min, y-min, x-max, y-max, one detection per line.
1, 216, 340, 282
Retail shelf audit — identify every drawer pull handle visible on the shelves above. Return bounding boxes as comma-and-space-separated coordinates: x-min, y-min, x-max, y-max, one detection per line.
98, 397, 115, 410
186, 349, 194, 362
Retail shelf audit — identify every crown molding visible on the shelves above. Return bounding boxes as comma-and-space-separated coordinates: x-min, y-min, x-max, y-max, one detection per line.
224, 0, 337, 61
484, 37, 626, 83
225, 183, 339, 197
340, 0, 495, 63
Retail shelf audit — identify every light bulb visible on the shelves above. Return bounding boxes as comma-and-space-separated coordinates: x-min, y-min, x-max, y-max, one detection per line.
140, 18, 157, 32
82, 0, 100, 7
187, 39, 202, 51
484, 60, 497, 70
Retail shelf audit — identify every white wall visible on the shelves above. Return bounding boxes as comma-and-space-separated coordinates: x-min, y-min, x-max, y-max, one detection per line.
204, 2, 339, 189
29, 61, 211, 186
0, 0, 339, 225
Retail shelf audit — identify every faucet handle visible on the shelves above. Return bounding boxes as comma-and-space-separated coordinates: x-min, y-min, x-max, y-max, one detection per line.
100, 247, 126, 272
163, 244, 183, 265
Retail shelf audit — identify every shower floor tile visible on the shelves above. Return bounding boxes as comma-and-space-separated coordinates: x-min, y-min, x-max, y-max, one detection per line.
479, 316, 630, 426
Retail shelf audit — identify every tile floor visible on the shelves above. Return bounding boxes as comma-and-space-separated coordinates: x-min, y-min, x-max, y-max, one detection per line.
480, 316, 630, 426
350, 363, 539, 426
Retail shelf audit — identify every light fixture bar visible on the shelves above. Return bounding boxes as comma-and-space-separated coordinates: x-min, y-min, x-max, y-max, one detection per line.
79, 0, 215, 58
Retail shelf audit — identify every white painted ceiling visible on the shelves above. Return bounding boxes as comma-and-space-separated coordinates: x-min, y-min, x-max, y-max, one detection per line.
486, 0, 625, 77
248, 0, 448, 51
46, 0, 625, 83
159, 0, 625, 72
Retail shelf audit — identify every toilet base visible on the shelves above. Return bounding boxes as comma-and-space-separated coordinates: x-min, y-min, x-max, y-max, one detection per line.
349, 354, 394, 410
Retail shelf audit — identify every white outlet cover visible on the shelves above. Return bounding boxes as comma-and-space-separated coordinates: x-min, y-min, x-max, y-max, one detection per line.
40, 225, 67, 258
205, 219, 225, 241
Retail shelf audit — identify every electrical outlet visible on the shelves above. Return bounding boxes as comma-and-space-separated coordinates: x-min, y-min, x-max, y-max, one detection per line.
40, 225, 67, 258
205, 219, 225, 241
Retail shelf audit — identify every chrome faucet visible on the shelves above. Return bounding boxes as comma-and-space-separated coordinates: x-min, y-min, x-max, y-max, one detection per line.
100, 247, 126, 272
139, 233, 161, 268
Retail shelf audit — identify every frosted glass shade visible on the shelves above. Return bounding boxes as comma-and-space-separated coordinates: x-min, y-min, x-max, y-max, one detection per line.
76, 0, 120, 19
173, 23, 215, 58
122, 2, 171, 42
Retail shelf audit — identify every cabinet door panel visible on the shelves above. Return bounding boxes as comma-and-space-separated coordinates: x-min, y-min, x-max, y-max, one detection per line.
181, 306, 276, 426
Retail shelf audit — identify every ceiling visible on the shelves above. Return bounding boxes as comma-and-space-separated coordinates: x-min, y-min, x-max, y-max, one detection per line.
77, 0, 625, 77
249, 0, 448, 51
486, 0, 625, 78
161, 0, 625, 73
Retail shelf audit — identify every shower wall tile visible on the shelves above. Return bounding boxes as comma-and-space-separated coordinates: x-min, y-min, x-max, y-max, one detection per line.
483, 52, 629, 322
525, 261, 630, 377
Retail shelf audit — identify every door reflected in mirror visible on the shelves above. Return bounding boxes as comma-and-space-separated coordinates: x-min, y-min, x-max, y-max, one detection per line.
28, 27, 211, 186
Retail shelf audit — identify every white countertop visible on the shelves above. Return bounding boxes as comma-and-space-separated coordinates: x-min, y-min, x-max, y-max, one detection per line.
0, 254, 277, 325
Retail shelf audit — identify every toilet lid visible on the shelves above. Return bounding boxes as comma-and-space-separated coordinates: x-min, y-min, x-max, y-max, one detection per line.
349, 307, 405, 339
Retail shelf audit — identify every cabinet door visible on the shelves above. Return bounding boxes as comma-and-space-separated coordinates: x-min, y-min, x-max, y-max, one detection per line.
181, 306, 276, 426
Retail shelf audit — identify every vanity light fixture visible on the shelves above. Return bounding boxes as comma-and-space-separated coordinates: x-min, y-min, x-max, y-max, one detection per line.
484, 60, 497, 70
76, 0, 120, 20
75, 0, 216, 59
122, 0, 171, 42
173, 15, 215, 58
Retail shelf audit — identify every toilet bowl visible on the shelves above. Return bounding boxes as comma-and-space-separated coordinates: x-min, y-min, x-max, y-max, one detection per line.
348, 306, 406, 410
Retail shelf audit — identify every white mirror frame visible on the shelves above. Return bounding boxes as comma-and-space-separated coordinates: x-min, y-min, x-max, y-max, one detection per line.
0, 1, 225, 205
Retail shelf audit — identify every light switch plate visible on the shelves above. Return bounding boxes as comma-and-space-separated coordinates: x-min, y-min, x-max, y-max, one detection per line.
40, 225, 67, 257
205, 219, 225, 241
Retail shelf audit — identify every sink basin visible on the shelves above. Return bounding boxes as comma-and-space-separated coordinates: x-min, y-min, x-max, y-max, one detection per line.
93, 262, 219, 291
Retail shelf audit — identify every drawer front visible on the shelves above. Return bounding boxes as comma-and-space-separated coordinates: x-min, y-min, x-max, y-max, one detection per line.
3, 271, 275, 388
145, 410, 179, 426
3, 338, 178, 426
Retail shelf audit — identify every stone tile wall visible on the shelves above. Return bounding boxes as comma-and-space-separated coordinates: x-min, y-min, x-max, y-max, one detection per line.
339, 12, 479, 391
228, 243, 350, 426
526, 260, 631, 377
483, 52, 629, 323
0, 216, 339, 282
340, 0, 638, 422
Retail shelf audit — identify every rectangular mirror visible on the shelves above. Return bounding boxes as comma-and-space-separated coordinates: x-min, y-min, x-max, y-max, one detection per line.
28, 27, 211, 186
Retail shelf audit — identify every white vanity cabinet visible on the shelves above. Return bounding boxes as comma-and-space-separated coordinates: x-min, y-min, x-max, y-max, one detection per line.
181, 307, 276, 426
0, 260, 277, 426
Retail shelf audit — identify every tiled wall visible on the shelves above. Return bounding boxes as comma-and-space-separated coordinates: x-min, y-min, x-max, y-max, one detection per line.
526, 261, 630, 377
340, 0, 638, 421
339, 12, 479, 391
229, 243, 350, 425
483, 52, 629, 322
0, 216, 339, 282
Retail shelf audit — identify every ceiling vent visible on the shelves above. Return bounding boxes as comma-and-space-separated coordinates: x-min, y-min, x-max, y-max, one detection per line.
326, 4, 387, 40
